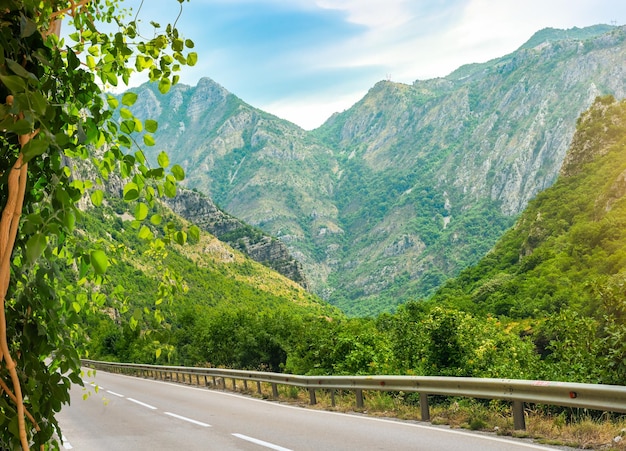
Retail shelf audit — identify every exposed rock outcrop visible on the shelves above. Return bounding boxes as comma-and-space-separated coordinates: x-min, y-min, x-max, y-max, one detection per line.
166, 189, 309, 289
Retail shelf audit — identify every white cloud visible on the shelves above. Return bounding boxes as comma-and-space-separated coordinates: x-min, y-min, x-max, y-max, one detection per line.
315, 0, 414, 29
261, 91, 366, 130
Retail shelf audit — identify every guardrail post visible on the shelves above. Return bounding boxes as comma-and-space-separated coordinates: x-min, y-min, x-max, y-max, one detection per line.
243, 380, 248, 391
232, 378, 237, 390
513, 401, 526, 430
212, 376, 217, 387
355, 389, 364, 408
309, 388, 317, 405
272, 383, 279, 399
331, 389, 336, 407
420, 393, 430, 421
257, 381, 262, 395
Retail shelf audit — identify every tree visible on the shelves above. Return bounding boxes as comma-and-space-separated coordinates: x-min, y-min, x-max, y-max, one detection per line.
0, 1, 196, 448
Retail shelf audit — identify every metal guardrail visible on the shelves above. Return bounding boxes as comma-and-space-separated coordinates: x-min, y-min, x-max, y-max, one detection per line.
83, 359, 626, 430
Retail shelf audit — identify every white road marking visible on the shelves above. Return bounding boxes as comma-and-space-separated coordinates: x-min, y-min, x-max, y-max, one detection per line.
164, 412, 211, 427
126, 397, 157, 410
61, 435, 73, 449
106, 390, 124, 397
232, 433, 293, 451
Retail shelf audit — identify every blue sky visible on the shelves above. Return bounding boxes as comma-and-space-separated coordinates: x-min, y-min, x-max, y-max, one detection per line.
120, 0, 626, 129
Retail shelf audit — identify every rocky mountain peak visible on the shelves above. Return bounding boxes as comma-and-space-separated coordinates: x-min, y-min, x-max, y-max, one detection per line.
124, 24, 626, 315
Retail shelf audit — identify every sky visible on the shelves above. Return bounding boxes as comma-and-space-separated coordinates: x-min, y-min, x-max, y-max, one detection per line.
119, 0, 626, 130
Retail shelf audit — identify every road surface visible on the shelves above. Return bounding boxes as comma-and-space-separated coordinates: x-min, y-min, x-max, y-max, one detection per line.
57, 369, 569, 450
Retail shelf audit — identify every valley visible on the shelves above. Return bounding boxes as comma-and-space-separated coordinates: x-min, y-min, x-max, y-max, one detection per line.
127, 25, 626, 315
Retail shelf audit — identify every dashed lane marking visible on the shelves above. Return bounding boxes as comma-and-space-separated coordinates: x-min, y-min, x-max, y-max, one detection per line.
164, 412, 211, 427
232, 433, 292, 451
126, 397, 157, 410
106, 390, 124, 397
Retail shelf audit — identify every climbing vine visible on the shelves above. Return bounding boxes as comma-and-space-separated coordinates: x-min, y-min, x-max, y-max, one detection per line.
0, 1, 195, 448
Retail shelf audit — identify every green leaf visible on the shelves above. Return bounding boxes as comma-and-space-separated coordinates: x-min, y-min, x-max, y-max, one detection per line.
138, 225, 153, 240
155, 348, 162, 359
86, 55, 96, 70
90, 250, 109, 275
0, 74, 26, 93
172, 38, 184, 52
118, 135, 132, 148
120, 119, 136, 134
164, 180, 177, 198
135, 203, 149, 221
135, 55, 153, 70
72, 302, 81, 313
187, 52, 198, 66
135, 151, 146, 165
157, 151, 170, 168
90, 190, 104, 207
7, 58, 35, 80
150, 214, 162, 225
22, 136, 50, 162
20, 14, 38, 38
123, 182, 140, 201
175, 231, 187, 245
189, 225, 200, 242
106, 95, 119, 109
133, 308, 143, 320
64, 210, 76, 231
144, 119, 158, 133
122, 92, 138, 106
105, 71, 118, 86
171, 164, 185, 181
119, 107, 133, 119
11, 119, 33, 135
143, 134, 155, 146
185, 39, 195, 49
26, 233, 47, 264
30, 91, 48, 115
158, 77, 171, 94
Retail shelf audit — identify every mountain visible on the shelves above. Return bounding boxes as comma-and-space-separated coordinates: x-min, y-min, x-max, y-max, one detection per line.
127, 25, 626, 316
431, 95, 626, 318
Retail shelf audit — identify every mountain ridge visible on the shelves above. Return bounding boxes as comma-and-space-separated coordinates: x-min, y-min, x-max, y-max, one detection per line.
126, 24, 626, 315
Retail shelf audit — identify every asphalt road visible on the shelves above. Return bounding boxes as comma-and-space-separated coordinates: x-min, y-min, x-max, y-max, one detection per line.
56, 369, 568, 450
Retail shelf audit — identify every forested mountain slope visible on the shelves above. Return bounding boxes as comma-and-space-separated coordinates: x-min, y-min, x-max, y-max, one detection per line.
78, 197, 339, 369
127, 25, 626, 315
419, 95, 626, 383
432, 95, 626, 319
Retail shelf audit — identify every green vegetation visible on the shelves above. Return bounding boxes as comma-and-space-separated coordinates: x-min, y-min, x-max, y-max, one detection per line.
84, 97, 626, 392
0, 1, 196, 448
77, 198, 340, 372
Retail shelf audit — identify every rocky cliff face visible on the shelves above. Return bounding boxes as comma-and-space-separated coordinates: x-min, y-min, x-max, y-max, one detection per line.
165, 189, 309, 289
126, 25, 626, 315
314, 25, 626, 313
